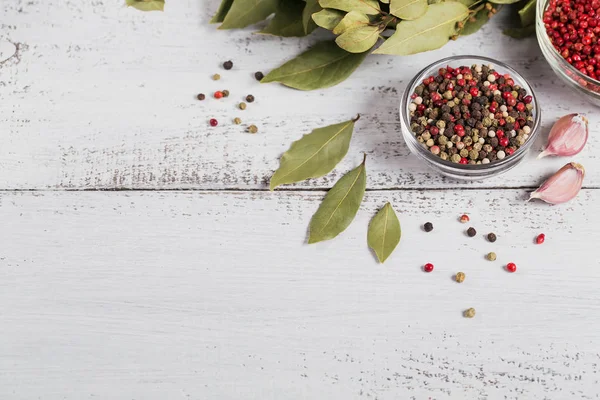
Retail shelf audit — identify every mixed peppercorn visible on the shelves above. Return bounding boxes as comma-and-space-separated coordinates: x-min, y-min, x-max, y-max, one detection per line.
544, 0, 600, 81
408, 64, 535, 164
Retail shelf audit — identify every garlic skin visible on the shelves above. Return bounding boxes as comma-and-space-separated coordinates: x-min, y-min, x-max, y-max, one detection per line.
538, 113, 588, 159
529, 163, 585, 204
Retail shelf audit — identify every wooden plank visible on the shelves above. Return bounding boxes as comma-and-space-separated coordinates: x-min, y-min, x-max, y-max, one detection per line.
0, 1, 598, 190
1, 190, 599, 399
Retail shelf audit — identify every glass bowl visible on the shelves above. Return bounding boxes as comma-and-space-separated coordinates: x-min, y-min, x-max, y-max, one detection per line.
400, 55, 542, 181
537, 0, 600, 106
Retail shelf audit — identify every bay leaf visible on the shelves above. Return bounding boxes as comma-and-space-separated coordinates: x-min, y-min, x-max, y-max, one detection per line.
367, 202, 401, 263
336, 24, 382, 53
270, 116, 359, 190
390, 0, 428, 21
260, 0, 306, 37
503, 25, 535, 38
518, 0, 537, 28
312, 9, 346, 30
210, 0, 234, 23
126, 0, 164, 11
489, 0, 521, 4
261, 40, 368, 90
454, 0, 477, 5
308, 155, 367, 244
332, 10, 370, 35
318, 0, 381, 15
373, 2, 469, 55
303, 0, 322, 34
219, 0, 278, 29
460, 7, 488, 36
380, 0, 389, 3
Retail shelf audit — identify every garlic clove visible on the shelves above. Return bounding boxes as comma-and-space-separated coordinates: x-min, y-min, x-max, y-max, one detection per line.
538, 113, 589, 159
529, 162, 585, 204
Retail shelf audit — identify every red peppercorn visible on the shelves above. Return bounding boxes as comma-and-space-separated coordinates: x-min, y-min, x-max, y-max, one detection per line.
469, 87, 479, 97
505, 147, 515, 156
516, 102, 526, 112
506, 96, 517, 106
459, 214, 470, 223
457, 78, 466, 86
536, 233, 545, 244
209, 118, 218, 127
454, 124, 465, 137
410, 93, 418, 99
496, 130, 505, 138
417, 104, 426, 112
506, 263, 517, 273
214, 91, 224, 99
459, 158, 468, 164
499, 137, 509, 147
430, 126, 439, 135
423, 263, 434, 273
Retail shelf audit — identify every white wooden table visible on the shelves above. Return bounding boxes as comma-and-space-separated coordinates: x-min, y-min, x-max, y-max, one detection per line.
1, 1, 599, 399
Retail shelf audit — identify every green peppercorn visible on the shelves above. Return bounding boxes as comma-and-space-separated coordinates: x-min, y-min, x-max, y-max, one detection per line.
212, 74, 221, 81
460, 149, 469, 158
422, 132, 431, 141
451, 154, 461, 163
248, 125, 258, 134
436, 120, 446, 129
463, 308, 476, 318
487, 252, 497, 261
239, 102, 247, 110
469, 149, 479, 160
233, 117, 242, 125
455, 272, 466, 283
438, 136, 448, 145
439, 152, 449, 160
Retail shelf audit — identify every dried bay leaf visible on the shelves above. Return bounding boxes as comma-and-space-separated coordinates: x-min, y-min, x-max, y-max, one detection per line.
332, 10, 370, 35
308, 155, 367, 244
367, 202, 401, 263
219, 0, 278, 29
390, 0, 428, 21
319, 0, 381, 15
260, 0, 307, 37
312, 9, 346, 30
126, 0, 164, 11
460, 7, 488, 36
303, 0, 322, 34
489, 0, 521, 4
210, 0, 234, 23
373, 2, 469, 55
270, 116, 359, 190
336, 24, 382, 53
519, 0, 537, 28
261, 40, 368, 90
503, 25, 535, 38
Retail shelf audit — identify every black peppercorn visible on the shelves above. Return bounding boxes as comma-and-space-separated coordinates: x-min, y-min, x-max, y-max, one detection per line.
223, 60, 233, 70
255, 71, 264, 81
467, 227, 477, 237
487, 233, 497, 242
246, 94, 255, 103
424, 222, 434, 232
197, 93, 205, 101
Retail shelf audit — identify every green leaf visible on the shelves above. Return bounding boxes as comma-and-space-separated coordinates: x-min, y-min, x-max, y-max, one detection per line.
336, 24, 382, 53
312, 9, 346, 30
519, 0, 536, 27
460, 7, 488, 35
210, 0, 234, 23
260, 0, 306, 37
303, 0, 322, 34
261, 40, 368, 90
367, 202, 401, 263
332, 10, 370, 34
219, 0, 278, 29
489, 0, 521, 4
308, 155, 367, 244
503, 24, 535, 38
270, 116, 359, 190
318, 0, 381, 15
373, 2, 469, 55
390, 0, 428, 20
126, 0, 164, 11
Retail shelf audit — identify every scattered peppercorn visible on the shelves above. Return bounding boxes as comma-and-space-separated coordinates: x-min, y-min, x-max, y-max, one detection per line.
506, 262, 517, 273
455, 272, 466, 283
223, 60, 233, 70
486, 252, 497, 261
459, 214, 470, 223
239, 102, 247, 110
233, 117, 242, 125
463, 308, 476, 318
423, 263, 434, 273
255, 71, 264, 81
222, 90, 230, 97
214, 91, 224, 99
209, 118, 218, 127
487, 233, 497, 242
197, 93, 206, 101
212, 74, 221, 81
424, 222, 434, 232
246, 94, 255, 103
467, 227, 477, 237
248, 125, 258, 134
536, 233, 545, 244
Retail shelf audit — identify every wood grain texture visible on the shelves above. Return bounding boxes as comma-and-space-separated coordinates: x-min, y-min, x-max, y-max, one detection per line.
1, 191, 599, 399
0, 0, 598, 190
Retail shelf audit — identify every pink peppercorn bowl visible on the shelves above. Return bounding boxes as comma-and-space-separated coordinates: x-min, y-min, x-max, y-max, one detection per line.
400, 55, 542, 181
537, 0, 600, 106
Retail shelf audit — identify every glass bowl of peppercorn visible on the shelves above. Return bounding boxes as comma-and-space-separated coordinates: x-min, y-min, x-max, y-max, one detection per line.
400, 55, 541, 180
537, 0, 600, 105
